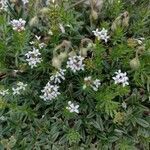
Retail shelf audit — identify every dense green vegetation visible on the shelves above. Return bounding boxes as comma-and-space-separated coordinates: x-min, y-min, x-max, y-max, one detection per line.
0, 0, 150, 149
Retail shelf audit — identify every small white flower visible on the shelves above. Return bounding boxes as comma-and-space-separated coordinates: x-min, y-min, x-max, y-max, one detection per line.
10, 18, 26, 32
91, 79, 101, 91
122, 101, 127, 109
0, 0, 8, 11
92, 28, 110, 43
67, 56, 85, 73
29, 41, 35, 45
12, 87, 21, 95
35, 35, 41, 41
113, 70, 129, 87
39, 43, 46, 49
136, 37, 145, 45
84, 76, 92, 82
25, 47, 42, 68
66, 101, 79, 113
17, 82, 27, 90
0, 89, 9, 96
12, 82, 27, 95
84, 76, 101, 91
59, 23, 65, 33
40, 82, 60, 101
0, 116, 7, 121
22, 0, 29, 5
46, 0, 55, 5
48, 30, 53, 35
50, 69, 66, 84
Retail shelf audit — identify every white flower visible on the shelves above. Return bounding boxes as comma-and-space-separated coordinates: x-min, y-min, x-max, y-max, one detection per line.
92, 29, 100, 39
10, 18, 26, 32
12, 82, 27, 95
12, 87, 21, 95
91, 79, 101, 91
122, 101, 127, 109
22, 0, 29, 5
66, 101, 79, 113
84, 76, 101, 91
67, 56, 85, 73
0, 115, 7, 121
40, 82, 60, 101
0, 0, 8, 11
113, 70, 129, 87
25, 47, 42, 68
136, 37, 145, 45
46, 0, 55, 5
92, 28, 110, 43
0, 89, 9, 96
50, 69, 66, 84
29, 41, 35, 45
17, 82, 27, 90
39, 43, 46, 49
59, 23, 65, 33
84, 76, 92, 82
35, 35, 41, 41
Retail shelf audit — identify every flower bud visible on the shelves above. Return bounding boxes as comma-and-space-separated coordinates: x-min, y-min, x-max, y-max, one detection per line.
127, 38, 139, 48
40, 7, 50, 15
130, 57, 140, 70
80, 48, 88, 57
29, 16, 39, 27
58, 52, 67, 61
52, 56, 62, 69
91, 10, 98, 20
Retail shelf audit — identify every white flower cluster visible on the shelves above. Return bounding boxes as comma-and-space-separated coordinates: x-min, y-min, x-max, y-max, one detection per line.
25, 47, 42, 68
22, 0, 29, 5
66, 101, 79, 113
0, 0, 8, 11
113, 70, 129, 87
46, 0, 55, 5
67, 56, 85, 73
12, 82, 27, 95
10, 18, 26, 32
84, 76, 101, 91
0, 115, 7, 121
122, 101, 127, 109
40, 82, 60, 101
93, 28, 110, 43
0, 89, 9, 96
50, 69, 66, 84
29, 35, 47, 49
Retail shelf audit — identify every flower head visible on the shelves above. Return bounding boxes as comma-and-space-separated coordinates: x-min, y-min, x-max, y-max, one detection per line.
92, 28, 110, 43
113, 70, 129, 87
12, 82, 27, 95
10, 18, 26, 32
84, 76, 101, 91
40, 82, 60, 101
66, 101, 79, 113
67, 56, 85, 73
22, 0, 29, 5
50, 69, 66, 84
25, 47, 42, 68
0, 89, 9, 96
0, 0, 8, 11
39, 43, 46, 49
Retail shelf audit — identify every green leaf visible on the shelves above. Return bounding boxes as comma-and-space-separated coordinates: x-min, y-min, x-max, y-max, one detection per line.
136, 118, 149, 128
